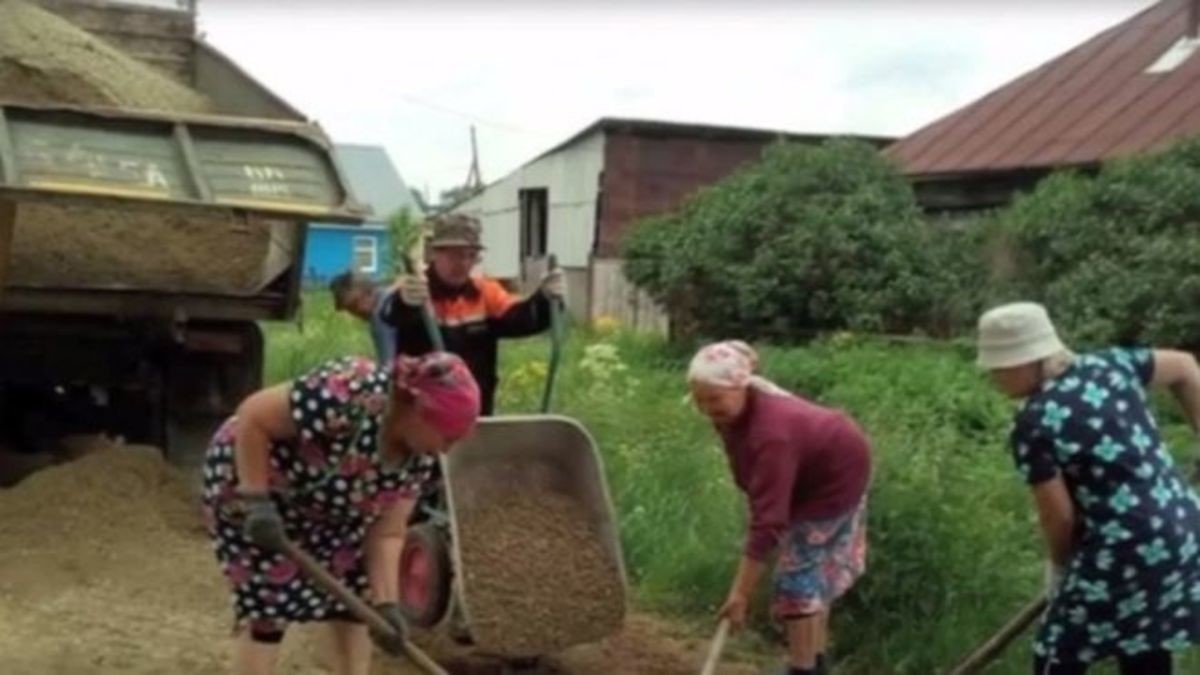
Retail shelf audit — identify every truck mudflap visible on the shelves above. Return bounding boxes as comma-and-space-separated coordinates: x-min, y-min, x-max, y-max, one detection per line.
0, 198, 12, 294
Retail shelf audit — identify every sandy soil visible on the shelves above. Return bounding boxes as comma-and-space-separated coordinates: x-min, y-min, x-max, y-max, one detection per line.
0, 444, 761, 675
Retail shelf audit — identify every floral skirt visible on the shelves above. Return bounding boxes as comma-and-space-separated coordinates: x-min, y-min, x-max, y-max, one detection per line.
772, 499, 868, 620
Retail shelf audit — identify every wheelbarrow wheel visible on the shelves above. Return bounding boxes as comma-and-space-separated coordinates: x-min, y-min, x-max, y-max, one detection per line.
399, 522, 452, 628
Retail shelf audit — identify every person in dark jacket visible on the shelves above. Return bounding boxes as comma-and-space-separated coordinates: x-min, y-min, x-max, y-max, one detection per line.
385, 214, 563, 415
329, 272, 398, 364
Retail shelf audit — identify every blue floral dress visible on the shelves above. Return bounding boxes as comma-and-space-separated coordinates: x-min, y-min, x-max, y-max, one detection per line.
1011, 348, 1200, 664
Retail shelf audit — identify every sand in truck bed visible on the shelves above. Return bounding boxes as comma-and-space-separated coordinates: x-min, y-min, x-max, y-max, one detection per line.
0, 443, 759, 674
0, 0, 282, 295
8, 203, 278, 294
0, 0, 212, 112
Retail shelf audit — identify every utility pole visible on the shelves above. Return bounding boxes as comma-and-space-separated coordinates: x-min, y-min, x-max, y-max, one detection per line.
464, 125, 483, 192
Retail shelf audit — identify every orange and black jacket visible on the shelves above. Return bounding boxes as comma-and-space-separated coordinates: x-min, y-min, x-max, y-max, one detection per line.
383, 270, 551, 415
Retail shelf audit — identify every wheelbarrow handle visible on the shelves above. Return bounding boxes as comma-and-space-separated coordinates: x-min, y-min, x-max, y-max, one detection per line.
946, 595, 1048, 675
539, 254, 565, 414
280, 539, 449, 675
699, 618, 731, 675
401, 255, 446, 353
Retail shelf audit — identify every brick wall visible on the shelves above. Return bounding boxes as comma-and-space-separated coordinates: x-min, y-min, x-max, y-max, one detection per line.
595, 132, 769, 256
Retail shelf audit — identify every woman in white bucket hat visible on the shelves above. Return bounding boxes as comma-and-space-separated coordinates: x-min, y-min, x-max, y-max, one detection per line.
977, 302, 1200, 675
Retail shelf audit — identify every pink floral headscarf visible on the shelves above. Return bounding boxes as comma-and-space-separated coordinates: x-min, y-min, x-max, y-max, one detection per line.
687, 340, 790, 396
392, 352, 481, 440
687, 340, 758, 388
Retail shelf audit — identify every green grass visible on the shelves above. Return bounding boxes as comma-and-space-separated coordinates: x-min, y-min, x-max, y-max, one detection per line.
263, 295, 1200, 674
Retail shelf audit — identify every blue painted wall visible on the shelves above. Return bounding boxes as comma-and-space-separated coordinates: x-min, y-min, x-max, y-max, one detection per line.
303, 143, 419, 286
303, 225, 393, 285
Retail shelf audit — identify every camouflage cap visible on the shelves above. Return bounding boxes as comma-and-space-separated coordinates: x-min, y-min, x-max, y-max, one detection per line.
428, 214, 484, 250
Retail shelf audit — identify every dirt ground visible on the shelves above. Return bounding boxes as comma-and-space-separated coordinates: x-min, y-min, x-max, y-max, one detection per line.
0, 443, 762, 675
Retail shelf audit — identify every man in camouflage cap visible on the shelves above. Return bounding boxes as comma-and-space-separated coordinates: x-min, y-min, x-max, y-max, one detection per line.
386, 213, 563, 415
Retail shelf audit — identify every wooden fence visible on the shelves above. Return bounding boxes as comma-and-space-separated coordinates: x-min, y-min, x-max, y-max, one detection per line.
588, 257, 670, 335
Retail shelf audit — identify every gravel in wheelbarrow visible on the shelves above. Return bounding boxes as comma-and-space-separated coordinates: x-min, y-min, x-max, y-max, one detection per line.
457, 489, 625, 656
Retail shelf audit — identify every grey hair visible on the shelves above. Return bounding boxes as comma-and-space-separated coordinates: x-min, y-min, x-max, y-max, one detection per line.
1041, 350, 1078, 381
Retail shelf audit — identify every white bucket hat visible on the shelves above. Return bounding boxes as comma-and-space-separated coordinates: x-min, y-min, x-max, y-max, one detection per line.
976, 302, 1067, 370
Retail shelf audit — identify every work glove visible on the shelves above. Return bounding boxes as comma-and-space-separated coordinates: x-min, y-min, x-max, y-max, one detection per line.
241, 492, 287, 552
370, 602, 410, 656
393, 274, 430, 307
1044, 561, 1065, 600
538, 267, 566, 300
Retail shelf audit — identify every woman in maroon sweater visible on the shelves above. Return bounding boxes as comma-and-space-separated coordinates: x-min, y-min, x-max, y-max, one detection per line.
689, 341, 871, 675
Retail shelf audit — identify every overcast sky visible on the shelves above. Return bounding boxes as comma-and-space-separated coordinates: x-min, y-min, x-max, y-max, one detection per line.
195, 0, 1156, 200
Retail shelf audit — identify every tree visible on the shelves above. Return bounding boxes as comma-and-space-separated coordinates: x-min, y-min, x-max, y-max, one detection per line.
995, 138, 1200, 348
623, 139, 962, 339
387, 207, 421, 275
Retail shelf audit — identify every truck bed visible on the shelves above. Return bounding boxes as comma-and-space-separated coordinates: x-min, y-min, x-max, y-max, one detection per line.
1, 0, 345, 322
0, 102, 364, 320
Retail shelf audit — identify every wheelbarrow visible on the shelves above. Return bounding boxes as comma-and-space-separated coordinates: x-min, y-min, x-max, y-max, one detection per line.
396, 256, 628, 658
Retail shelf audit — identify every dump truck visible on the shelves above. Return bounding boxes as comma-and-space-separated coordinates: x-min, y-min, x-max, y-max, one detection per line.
0, 0, 365, 475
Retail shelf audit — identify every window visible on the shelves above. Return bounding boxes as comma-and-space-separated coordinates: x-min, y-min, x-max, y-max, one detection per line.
519, 188, 549, 259
353, 236, 378, 274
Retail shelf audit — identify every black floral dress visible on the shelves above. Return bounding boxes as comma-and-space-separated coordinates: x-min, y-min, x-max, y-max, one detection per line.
200, 356, 437, 633
1011, 348, 1200, 664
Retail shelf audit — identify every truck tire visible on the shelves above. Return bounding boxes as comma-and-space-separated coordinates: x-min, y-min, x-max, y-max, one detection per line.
399, 522, 453, 628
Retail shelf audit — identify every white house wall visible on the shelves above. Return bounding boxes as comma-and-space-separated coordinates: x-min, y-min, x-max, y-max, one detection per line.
455, 131, 604, 280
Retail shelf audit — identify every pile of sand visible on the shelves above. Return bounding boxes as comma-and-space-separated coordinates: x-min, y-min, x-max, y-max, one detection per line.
457, 492, 626, 657
0, 0, 282, 296
0, 0, 212, 112
0, 444, 758, 674
0, 444, 332, 675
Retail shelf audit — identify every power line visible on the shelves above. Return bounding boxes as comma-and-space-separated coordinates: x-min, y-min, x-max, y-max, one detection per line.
395, 93, 537, 135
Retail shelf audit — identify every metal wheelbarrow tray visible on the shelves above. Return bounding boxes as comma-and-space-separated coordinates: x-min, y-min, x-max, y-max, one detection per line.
400, 415, 629, 659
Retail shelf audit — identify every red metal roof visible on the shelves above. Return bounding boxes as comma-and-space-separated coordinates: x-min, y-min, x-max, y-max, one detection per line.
887, 0, 1200, 176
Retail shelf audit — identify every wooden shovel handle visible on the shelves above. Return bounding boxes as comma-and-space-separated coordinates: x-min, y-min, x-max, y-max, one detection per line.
947, 595, 1048, 675
700, 618, 731, 675
281, 540, 449, 675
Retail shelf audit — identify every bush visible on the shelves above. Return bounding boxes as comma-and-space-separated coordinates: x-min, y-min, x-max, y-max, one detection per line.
623, 139, 969, 339
388, 207, 420, 275
997, 138, 1200, 348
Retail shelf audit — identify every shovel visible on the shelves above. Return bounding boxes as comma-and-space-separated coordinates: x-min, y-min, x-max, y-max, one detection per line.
946, 595, 1048, 675
401, 254, 446, 352
539, 254, 566, 414
699, 618, 731, 675
279, 538, 449, 675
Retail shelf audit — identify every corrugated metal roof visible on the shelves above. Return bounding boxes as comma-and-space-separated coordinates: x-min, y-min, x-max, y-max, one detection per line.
887, 0, 1200, 176
331, 144, 422, 222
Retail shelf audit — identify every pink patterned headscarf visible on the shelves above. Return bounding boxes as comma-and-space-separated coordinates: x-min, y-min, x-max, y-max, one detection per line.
687, 340, 791, 396
687, 340, 757, 388
392, 352, 481, 440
